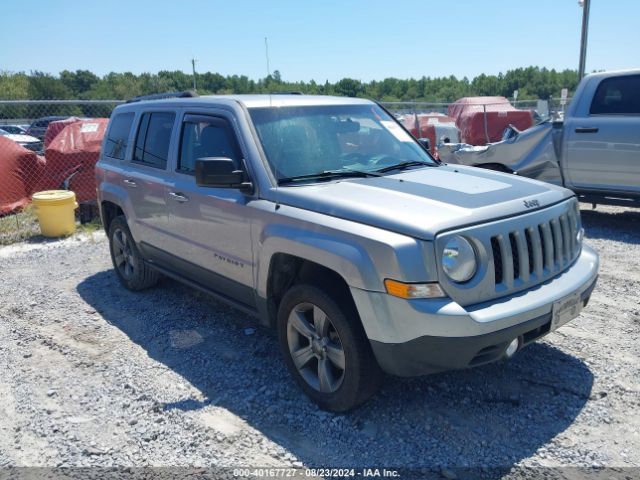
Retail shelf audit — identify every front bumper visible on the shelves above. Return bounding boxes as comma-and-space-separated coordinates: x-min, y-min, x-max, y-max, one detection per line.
351, 244, 599, 376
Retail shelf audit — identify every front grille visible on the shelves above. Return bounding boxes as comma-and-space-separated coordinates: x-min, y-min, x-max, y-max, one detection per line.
490, 209, 579, 288
436, 198, 582, 307
491, 237, 503, 284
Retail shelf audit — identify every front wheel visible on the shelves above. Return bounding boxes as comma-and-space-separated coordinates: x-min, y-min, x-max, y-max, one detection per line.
277, 284, 382, 412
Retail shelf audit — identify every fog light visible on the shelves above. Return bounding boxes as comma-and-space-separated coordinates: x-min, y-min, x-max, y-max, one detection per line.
505, 338, 519, 358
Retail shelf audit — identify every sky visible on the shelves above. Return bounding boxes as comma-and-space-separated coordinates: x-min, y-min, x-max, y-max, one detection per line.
1, 0, 638, 83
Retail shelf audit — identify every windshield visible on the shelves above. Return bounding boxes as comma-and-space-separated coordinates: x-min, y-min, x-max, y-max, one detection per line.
248, 104, 437, 183
0, 126, 22, 134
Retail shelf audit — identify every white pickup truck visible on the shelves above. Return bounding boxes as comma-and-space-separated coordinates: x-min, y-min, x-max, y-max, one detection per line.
439, 69, 640, 207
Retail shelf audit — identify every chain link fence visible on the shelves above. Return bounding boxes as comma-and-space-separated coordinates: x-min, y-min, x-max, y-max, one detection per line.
381, 98, 570, 120
0, 100, 122, 244
0, 96, 571, 244
381, 97, 570, 157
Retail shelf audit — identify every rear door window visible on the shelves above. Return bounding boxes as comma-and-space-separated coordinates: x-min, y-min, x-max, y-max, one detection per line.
590, 75, 640, 115
104, 112, 134, 160
133, 112, 176, 169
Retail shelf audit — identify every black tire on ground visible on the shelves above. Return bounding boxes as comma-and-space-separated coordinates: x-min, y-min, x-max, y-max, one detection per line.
108, 215, 159, 291
277, 284, 383, 412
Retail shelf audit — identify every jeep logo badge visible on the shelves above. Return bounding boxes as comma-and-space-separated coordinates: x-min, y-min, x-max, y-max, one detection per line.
524, 199, 540, 209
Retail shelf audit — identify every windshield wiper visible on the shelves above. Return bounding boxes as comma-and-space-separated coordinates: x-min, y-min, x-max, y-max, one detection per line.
374, 160, 435, 173
278, 168, 380, 185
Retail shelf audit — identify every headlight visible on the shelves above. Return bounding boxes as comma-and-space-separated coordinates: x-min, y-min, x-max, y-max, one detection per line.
442, 235, 477, 283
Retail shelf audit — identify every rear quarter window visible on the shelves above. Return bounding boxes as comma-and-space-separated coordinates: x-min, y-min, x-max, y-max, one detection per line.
104, 112, 134, 160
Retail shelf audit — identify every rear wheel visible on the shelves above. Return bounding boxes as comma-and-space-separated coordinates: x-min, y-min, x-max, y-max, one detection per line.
108, 216, 159, 291
277, 284, 382, 412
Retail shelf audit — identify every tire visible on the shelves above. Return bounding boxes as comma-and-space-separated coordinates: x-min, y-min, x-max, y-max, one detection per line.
108, 215, 159, 291
277, 284, 383, 412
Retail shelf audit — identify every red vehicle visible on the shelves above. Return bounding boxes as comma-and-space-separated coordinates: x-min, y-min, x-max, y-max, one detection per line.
401, 113, 460, 159
44, 117, 83, 148
43, 118, 109, 203
448, 96, 533, 145
0, 137, 45, 215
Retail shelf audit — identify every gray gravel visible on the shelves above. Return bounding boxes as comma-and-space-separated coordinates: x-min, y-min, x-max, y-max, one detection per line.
0, 204, 638, 475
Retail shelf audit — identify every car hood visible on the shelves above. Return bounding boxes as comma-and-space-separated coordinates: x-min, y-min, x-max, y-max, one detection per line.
274, 164, 573, 240
2, 133, 40, 143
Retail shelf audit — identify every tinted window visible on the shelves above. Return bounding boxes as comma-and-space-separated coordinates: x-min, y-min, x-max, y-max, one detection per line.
104, 112, 134, 160
133, 112, 175, 169
590, 75, 640, 115
178, 117, 239, 173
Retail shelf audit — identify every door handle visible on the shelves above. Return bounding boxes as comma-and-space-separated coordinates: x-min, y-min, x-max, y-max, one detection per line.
168, 191, 189, 202
575, 127, 599, 133
123, 179, 137, 187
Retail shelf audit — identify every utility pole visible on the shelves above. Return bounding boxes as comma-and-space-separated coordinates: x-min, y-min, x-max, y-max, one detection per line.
578, 0, 591, 79
191, 58, 197, 92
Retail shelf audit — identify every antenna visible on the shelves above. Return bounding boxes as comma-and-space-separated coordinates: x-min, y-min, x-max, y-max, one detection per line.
265, 37, 274, 103
264, 37, 271, 78
191, 58, 197, 92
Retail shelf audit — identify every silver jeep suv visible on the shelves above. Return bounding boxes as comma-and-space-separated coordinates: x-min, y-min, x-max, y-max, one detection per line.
96, 93, 599, 412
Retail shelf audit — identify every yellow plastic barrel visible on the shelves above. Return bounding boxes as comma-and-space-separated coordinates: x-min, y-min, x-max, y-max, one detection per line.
32, 190, 78, 237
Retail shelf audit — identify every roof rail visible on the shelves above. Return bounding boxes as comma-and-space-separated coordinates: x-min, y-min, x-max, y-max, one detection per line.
269, 91, 304, 95
126, 91, 199, 104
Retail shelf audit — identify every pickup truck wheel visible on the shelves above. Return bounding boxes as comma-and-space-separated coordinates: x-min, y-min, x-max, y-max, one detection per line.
108, 216, 159, 291
278, 284, 382, 412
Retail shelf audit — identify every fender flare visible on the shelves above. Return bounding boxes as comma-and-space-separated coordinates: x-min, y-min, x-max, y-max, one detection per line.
255, 224, 383, 299
97, 182, 138, 239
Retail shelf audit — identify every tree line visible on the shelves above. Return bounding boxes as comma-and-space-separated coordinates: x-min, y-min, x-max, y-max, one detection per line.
0, 66, 579, 119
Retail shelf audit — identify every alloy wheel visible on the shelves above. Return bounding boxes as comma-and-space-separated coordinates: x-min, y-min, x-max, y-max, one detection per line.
286, 302, 346, 393
112, 228, 136, 280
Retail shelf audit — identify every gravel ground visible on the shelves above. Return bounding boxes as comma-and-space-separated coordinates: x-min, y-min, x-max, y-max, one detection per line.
0, 204, 638, 478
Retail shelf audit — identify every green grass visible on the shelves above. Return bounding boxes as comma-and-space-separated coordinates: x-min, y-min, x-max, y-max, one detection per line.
75, 217, 103, 238
0, 206, 103, 246
0, 206, 41, 246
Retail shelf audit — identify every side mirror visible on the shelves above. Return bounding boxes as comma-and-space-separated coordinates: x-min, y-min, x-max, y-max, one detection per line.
195, 157, 245, 188
418, 137, 431, 151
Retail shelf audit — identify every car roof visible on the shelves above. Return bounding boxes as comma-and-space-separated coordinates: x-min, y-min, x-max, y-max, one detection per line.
585, 68, 640, 80
116, 94, 375, 111
34, 116, 68, 122
211, 94, 374, 108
